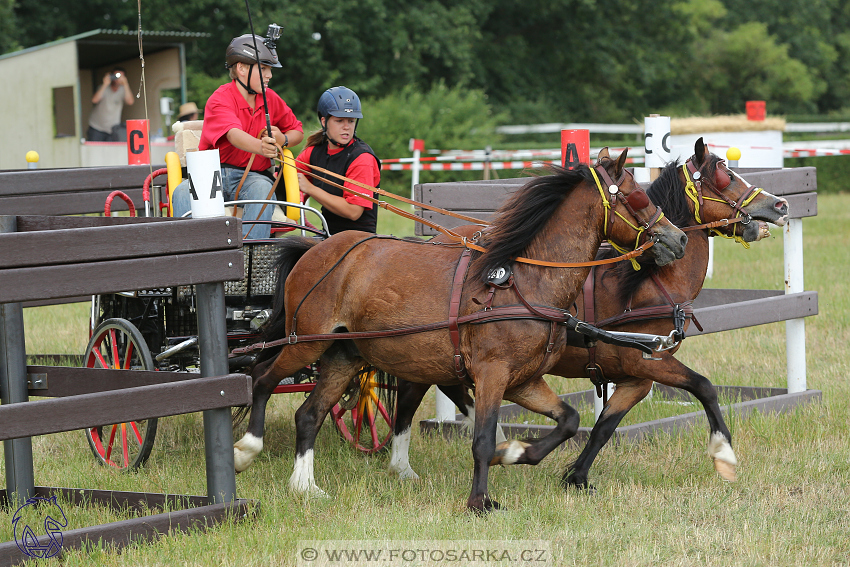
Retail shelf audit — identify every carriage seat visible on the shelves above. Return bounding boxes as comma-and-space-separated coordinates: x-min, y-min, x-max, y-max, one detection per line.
171, 120, 291, 226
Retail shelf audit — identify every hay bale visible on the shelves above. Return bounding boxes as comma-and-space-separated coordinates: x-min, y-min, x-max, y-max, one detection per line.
671, 115, 786, 135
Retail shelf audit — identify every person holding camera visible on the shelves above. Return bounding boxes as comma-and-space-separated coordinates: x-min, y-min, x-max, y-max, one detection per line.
87, 67, 134, 141
171, 31, 303, 239
296, 86, 380, 235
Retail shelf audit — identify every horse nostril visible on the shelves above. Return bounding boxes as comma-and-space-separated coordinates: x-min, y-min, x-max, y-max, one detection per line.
776, 199, 788, 211
679, 234, 688, 249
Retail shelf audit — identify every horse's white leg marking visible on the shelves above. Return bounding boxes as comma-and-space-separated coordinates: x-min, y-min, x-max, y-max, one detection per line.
388, 427, 420, 480
708, 432, 738, 482
288, 449, 328, 497
233, 432, 263, 472
463, 403, 507, 444
493, 439, 530, 465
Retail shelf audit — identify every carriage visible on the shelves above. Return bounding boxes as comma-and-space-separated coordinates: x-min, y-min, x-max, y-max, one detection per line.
80, 169, 398, 470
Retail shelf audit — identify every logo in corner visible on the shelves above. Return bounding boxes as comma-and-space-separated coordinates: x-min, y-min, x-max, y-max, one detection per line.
12, 496, 67, 559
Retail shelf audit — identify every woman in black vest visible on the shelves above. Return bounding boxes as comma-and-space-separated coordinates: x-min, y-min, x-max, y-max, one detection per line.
295, 86, 380, 234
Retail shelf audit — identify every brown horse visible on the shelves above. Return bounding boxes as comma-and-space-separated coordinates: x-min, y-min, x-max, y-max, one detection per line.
233, 149, 688, 513
391, 138, 789, 489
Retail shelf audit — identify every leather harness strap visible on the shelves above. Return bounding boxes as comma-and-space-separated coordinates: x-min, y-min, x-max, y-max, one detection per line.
449, 249, 473, 383
581, 268, 608, 401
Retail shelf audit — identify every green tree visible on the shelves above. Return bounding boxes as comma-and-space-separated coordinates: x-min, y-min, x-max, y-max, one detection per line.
699, 22, 817, 114
0, 0, 20, 53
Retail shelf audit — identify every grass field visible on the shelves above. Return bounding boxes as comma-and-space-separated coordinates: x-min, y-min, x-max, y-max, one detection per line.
3, 192, 849, 566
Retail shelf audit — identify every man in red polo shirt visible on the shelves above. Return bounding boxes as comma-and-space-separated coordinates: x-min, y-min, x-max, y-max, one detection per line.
171, 33, 303, 239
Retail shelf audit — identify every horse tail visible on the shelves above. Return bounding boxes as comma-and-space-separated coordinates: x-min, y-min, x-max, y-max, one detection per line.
233, 237, 320, 428
261, 236, 319, 353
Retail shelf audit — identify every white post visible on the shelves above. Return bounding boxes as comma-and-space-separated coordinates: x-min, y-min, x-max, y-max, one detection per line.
706, 238, 715, 279
409, 138, 424, 201
594, 384, 615, 422
784, 218, 807, 393
435, 389, 456, 422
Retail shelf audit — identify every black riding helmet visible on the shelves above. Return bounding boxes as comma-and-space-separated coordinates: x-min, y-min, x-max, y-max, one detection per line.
225, 34, 282, 95
317, 86, 362, 147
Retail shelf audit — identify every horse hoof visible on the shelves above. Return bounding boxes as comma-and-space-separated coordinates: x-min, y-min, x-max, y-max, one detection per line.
714, 459, 738, 482
468, 498, 502, 515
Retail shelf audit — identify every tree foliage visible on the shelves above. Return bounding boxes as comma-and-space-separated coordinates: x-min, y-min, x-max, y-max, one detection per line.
4, 0, 850, 123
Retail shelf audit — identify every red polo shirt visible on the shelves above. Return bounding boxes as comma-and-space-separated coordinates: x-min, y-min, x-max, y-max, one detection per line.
200, 81, 302, 171
296, 145, 379, 209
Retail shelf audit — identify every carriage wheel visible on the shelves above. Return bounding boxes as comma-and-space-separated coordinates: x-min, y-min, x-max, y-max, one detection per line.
82, 318, 158, 470
331, 368, 397, 454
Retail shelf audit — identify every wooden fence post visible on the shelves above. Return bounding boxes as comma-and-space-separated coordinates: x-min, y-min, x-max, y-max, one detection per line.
0, 216, 35, 508
196, 280, 237, 504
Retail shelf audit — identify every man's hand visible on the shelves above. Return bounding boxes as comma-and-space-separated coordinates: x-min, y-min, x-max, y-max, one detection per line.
260, 136, 278, 158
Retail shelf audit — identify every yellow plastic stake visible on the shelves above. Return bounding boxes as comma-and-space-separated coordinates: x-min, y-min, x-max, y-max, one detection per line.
164, 151, 182, 217
281, 149, 300, 220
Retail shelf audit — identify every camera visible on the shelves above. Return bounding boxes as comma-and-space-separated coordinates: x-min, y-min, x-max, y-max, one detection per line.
111, 72, 122, 81
265, 23, 282, 49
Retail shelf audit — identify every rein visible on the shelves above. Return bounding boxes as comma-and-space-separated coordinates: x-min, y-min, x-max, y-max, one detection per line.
288, 157, 659, 268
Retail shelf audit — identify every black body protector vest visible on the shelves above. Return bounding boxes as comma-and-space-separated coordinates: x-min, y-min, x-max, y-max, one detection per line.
309, 138, 380, 235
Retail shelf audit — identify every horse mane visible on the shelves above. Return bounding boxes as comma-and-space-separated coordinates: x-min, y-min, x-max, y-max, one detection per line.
469, 162, 595, 283
609, 153, 723, 303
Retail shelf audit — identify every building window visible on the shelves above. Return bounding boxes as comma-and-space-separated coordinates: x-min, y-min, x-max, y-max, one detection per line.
53, 86, 76, 138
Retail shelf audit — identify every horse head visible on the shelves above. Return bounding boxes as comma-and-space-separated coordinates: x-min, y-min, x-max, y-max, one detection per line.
683, 138, 789, 242
595, 147, 687, 266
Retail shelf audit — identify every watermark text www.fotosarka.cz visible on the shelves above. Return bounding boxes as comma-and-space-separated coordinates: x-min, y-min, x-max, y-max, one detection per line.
297, 540, 551, 566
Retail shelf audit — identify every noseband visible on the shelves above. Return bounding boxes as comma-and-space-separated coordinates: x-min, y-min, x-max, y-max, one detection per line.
590, 164, 665, 269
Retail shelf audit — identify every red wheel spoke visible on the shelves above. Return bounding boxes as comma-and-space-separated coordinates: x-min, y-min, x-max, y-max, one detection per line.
90, 344, 109, 369
124, 342, 135, 370
121, 423, 129, 467
375, 400, 393, 426
108, 329, 120, 369
105, 424, 118, 461
366, 403, 379, 448
130, 421, 144, 445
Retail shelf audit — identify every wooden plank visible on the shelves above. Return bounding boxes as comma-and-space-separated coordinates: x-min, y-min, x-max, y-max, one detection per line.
730, 167, 817, 197
0, 373, 251, 441
0, 249, 244, 303
694, 288, 783, 308
785, 191, 817, 219
415, 210, 494, 236
421, 389, 822, 446
687, 291, 818, 336
0, 217, 241, 269
26, 366, 199, 398
0, 486, 208, 513
417, 183, 517, 210
0, 189, 144, 216
15, 215, 175, 231
0, 498, 251, 567
0, 165, 162, 196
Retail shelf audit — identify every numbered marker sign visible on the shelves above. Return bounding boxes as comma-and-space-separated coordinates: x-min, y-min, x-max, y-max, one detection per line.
561, 129, 589, 170
644, 115, 671, 168
127, 119, 150, 165
186, 149, 225, 218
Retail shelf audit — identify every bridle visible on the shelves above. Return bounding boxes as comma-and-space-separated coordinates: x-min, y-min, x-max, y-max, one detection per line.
683, 156, 763, 246
590, 164, 666, 269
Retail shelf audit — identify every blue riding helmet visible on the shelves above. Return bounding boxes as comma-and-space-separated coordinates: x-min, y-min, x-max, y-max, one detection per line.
317, 86, 363, 120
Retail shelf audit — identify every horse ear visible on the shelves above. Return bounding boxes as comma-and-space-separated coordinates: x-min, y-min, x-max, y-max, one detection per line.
596, 147, 610, 163
614, 147, 629, 176
694, 137, 707, 165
